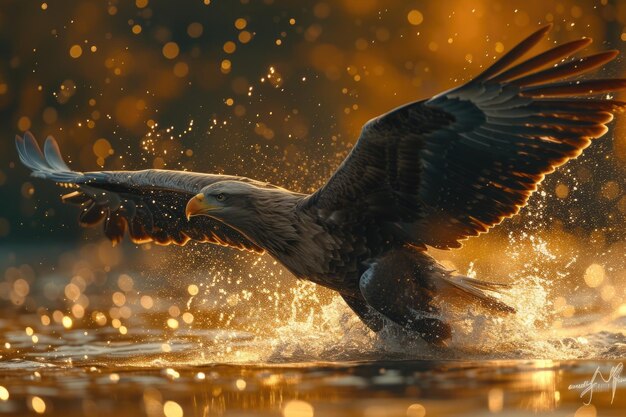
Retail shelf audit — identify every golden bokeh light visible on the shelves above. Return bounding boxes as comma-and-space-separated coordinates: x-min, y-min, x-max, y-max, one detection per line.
93, 138, 113, 161
283, 400, 314, 417
187, 284, 199, 295
234, 18, 247, 30
0, 386, 8, 401
163, 401, 183, 417
406, 403, 426, 417
238, 31, 252, 43
223, 41, 237, 54
30, 396, 46, 414
173, 62, 189, 78
17, 116, 31, 132
584, 264, 605, 288
221, 59, 232, 73
162, 42, 180, 59
407, 10, 424, 26
187, 22, 203, 38
69, 44, 83, 58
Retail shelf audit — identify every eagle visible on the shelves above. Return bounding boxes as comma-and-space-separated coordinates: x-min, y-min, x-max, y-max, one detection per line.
16, 25, 626, 345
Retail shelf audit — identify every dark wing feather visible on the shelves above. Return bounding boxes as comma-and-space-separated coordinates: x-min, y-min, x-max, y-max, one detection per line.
16, 133, 263, 252
306, 25, 626, 249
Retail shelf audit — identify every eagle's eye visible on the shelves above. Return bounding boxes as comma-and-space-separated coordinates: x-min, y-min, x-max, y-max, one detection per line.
216, 193, 226, 201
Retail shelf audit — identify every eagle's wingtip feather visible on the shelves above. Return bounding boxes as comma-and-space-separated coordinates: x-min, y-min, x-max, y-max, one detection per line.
15, 132, 81, 184
43, 134, 71, 172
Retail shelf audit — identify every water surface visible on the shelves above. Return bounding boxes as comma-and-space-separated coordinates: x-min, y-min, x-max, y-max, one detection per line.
1, 242, 625, 416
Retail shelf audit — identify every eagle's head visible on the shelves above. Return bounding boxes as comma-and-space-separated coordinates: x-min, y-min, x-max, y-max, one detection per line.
185, 180, 263, 222
185, 180, 302, 252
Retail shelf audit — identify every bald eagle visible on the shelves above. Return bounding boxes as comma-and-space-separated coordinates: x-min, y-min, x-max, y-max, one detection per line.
17, 26, 626, 345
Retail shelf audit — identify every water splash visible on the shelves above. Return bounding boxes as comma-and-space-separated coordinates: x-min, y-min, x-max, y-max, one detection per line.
239, 227, 626, 364
1, 211, 625, 368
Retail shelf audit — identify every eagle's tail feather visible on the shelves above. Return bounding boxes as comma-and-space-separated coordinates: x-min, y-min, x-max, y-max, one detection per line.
454, 275, 512, 291
436, 273, 516, 314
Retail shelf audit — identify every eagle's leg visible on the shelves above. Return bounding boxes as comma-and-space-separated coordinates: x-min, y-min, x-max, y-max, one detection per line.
340, 294, 385, 332
359, 247, 452, 346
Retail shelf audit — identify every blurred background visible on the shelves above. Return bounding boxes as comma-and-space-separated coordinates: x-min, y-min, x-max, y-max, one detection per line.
0, 0, 625, 344
1, 0, 625, 242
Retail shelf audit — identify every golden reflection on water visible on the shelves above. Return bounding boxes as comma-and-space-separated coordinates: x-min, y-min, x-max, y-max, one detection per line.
525, 360, 559, 412
0, 235, 625, 416
2, 358, 623, 416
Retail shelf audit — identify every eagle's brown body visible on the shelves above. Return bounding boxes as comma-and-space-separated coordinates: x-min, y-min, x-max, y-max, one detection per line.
17, 25, 626, 345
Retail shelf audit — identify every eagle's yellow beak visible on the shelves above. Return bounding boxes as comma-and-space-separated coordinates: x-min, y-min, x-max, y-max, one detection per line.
185, 194, 216, 220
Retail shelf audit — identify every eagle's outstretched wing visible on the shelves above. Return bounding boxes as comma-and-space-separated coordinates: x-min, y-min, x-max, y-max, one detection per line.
16, 132, 263, 252
306, 25, 626, 249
